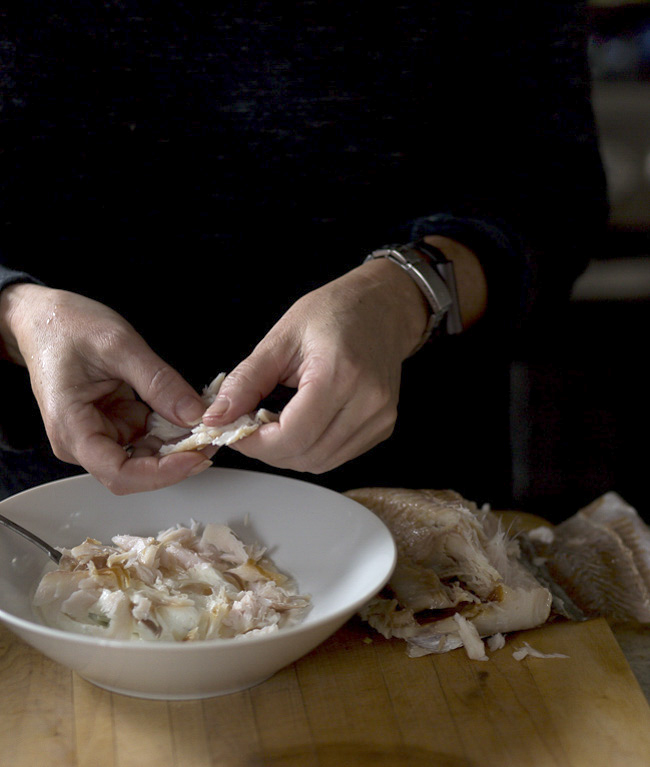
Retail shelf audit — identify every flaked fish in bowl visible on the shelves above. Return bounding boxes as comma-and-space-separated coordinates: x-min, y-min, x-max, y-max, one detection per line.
0, 469, 395, 699
33, 521, 311, 642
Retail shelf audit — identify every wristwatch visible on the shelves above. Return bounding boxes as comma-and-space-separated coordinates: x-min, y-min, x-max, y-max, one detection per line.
364, 240, 463, 349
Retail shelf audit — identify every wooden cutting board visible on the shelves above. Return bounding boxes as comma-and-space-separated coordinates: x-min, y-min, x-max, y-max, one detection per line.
2, 615, 650, 767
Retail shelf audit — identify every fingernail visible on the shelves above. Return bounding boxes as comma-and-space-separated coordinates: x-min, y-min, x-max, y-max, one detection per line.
188, 459, 213, 477
210, 395, 230, 419
176, 395, 205, 426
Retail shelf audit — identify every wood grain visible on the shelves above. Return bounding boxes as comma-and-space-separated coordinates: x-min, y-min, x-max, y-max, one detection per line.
2, 616, 650, 767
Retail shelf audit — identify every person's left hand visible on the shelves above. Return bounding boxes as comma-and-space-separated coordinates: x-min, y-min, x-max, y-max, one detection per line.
201, 258, 430, 474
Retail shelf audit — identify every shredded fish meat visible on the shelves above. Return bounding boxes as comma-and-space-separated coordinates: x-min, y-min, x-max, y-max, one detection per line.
146, 373, 278, 455
512, 642, 569, 661
33, 521, 310, 642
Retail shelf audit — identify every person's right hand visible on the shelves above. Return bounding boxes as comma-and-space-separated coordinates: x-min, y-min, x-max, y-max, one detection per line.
0, 283, 213, 494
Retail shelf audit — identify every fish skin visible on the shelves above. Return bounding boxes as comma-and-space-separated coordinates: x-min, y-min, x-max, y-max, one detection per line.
581, 492, 650, 592
538, 494, 650, 625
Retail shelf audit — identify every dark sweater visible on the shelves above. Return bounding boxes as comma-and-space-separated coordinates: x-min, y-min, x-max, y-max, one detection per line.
0, 2, 608, 502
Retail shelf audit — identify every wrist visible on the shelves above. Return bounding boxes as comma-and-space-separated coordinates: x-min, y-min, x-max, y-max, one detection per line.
357, 256, 431, 357
0, 282, 47, 365
366, 238, 466, 353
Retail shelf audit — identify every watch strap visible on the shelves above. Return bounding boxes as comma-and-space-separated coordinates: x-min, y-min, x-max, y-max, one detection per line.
412, 240, 463, 336
365, 241, 462, 351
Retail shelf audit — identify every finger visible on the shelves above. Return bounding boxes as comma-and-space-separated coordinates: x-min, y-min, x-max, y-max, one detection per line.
225, 353, 349, 460
109, 341, 205, 428
203, 338, 293, 426
46, 393, 148, 466
297, 402, 397, 472
231, 379, 398, 472
232, 402, 394, 473
267, 375, 347, 454
97, 394, 152, 446
78, 432, 214, 495
130, 434, 218, 461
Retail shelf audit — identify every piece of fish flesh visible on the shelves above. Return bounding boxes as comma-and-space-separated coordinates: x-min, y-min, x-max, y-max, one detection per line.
33, 521, 310, 641
526, 492, 650, 625
512, 642, 569, 661
147, 373, 279, 455
345, 488, 552, 660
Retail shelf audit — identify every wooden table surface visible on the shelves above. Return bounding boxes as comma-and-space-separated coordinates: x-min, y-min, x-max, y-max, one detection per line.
2, 614, 650, 767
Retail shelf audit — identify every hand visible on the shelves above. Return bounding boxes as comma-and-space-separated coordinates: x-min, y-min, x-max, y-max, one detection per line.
0, 284, 212, 494
201, 258, 431, 474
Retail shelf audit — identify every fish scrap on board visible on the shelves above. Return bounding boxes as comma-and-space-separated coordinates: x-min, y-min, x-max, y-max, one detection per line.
345, 488, 650, 661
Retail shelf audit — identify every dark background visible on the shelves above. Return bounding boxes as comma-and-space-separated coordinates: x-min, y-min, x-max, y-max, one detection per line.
510, 0, 650, 519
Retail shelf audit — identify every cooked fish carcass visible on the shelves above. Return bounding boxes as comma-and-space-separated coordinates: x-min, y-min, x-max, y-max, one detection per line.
345, 487, 552, 659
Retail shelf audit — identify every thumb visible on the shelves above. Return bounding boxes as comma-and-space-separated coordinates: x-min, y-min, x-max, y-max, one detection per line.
203, 339, 292, 426
115, 341, 206, 428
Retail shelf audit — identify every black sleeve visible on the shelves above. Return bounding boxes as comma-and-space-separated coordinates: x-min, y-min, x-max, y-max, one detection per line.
0, 265, 43, 292
408, 1, 609, 349
0, 2, 608, 347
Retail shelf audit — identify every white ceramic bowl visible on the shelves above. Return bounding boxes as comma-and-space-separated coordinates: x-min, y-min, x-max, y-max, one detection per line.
0, 468, 395, 700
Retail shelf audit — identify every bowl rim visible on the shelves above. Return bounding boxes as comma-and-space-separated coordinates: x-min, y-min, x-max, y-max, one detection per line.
0, 471, 397, 651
